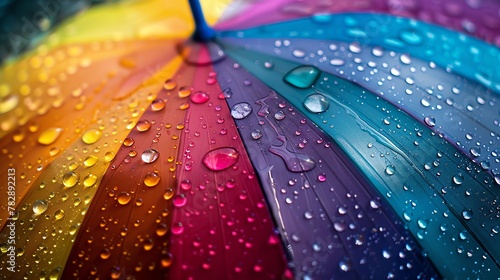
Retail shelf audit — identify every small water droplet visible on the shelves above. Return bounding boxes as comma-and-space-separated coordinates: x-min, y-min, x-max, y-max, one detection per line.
83, 174, 97, 187
329, 58, 345, 66
141, 149, 159, 163
178, 86, 192, 98
202, 147, 239, 171
304, 94, 329, 113
292, 49, 306, 58
417, 218, 428, 229
304, 210, 313, 219
230, 102, 252, 119
151, 99, 166, 111
339, 258, 352, 272
348, 42, 361, 53
164, 79, 176, 90
123, 137, 135, 147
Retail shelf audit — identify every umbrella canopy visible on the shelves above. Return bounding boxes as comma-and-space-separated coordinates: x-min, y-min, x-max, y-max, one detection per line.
0, 0, 499, 279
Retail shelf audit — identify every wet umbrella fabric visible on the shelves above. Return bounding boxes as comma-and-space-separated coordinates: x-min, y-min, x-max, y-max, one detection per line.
0, 0, 498, 279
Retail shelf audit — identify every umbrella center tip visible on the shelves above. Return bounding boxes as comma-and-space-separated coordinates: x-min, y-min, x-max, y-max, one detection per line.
188, 0, 216, 42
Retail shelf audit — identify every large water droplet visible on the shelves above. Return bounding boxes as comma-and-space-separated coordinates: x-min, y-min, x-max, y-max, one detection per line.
82, 128, 102, 144
33, 200, 48, 215
173, 194, 187, 207
462, 209, 473, 220
230, 102, 252, 119
141, 149, 159, 163
38, 127, 63, 145
136, 120, 151, 132
385, 165, 395, 175
117, 192, 131, 205
63, 171, 79, 188
83, 174, 97, 187
251, 130, 263, 140
424, 116, 436, 127
283, 65, 320, 89
304, 93, 329, 113
190, 91, 210, 104
453, 173, 464, 185
202, 147, 239, 171
144, 171, 160, 187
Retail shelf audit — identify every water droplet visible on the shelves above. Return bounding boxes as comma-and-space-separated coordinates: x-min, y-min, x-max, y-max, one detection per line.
348, 42, 361, 53
304, 210, 313, 219
400, 30, 423, 45
144, 171, 160, 187
304, 93, 329, 113
141, 149, 159, 163
82, 128, 102, 144
171, 222, 184, 235
38, 127, 63, 145
283, 65, 320, 89
164, 79, 176, 90
83, 174, 97, 187
190, 91, 210, 104
136, 120, 151, 132
173, 194, 187, 207
274, 111, 286, 120
424, 116, 436, 127
382, 250, 391, 259
334, 221, 346, 232
317, 173, 326, 182
417, 218, 428, 229
369, 199, 381, 209
292, 49, 306, 58
372, 47, 384, 57
329, 58, 345, 66
84, 155, 99, 167
0, 95, 19, 114
453, 173, 464, 185
63, 171, 79, 188
181, 179, 192, 191
462, 209, 473, 220
400, 54, 411, 64
202, 147, 239, 171
230, 102, 252, 119
117, 192, 131, 205
123, 137, 135, 147
33, 200, 48, 215
251, 130, 263, 140
385, 165, 395, 175
264, 61, 273, 69
54, 209, 65, 220
151, 99, 166, 111
470, 146, 481, 157
339, 258, 352, 272
178, 86, 192, 98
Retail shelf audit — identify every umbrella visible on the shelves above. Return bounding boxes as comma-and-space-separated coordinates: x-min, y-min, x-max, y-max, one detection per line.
0, 0, 498, 279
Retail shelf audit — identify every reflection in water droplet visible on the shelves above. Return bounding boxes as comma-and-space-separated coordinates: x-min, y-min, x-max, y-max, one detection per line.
304, 94, 329, 113
462, 209, 473, 220
251, 130, 263, 140
63, 171, 79, 187
33, 200, 48, 215
38, 127, 63, 145
424, 116, 436, 127
231, 102, 252, 119
385, 165, 395, 175
82, 128, 102, 144
274, 111, 285, 120
453, 173, 464, 185
173, 194, 187, 207
283, 65, 320, 89
136, 120, 151, 132
164, 79, 176, 90
190, 91, 210, 104
202, 147, 239, 171
117, 192, 131, 205
141, 149, 159, 163
144, 171, 160, 187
